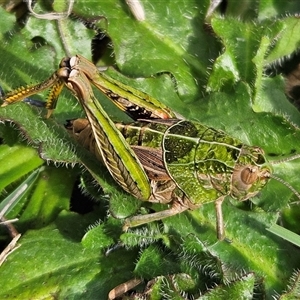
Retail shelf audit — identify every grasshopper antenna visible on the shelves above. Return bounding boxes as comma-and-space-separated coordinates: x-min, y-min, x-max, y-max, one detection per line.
268, 174, 300, 201
270, 153, 300, 165
268, 154, 300, 201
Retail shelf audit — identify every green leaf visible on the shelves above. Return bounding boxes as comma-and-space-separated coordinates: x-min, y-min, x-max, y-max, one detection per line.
199, 273, 256, 300
134, 244, 180, 279
0, 211, 138, 299
24, 2, 94, 60
0, 167, 41, 218
279, 270, 300, 299
265, 17, 300, 64
1, 1, 300, 299
0, 136, 43, 191
17, 166, 75, 229
73, 0, 220, 103
266, 224, 300, 247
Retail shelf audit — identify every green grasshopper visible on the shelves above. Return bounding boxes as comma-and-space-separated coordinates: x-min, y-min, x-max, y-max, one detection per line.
1, 55, 299, 240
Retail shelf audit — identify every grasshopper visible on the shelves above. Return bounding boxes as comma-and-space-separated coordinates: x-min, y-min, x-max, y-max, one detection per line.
1, 55, 299, 240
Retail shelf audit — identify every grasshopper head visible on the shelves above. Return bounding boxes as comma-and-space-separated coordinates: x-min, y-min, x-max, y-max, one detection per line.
230, 146, 272, 201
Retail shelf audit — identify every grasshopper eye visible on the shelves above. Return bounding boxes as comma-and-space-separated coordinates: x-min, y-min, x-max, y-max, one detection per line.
240, 166, 258, 185
231, 164, 270, 200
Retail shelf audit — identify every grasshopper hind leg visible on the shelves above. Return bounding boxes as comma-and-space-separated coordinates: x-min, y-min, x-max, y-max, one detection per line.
124, 193, 227, 241
123, 180, 190, 230
122, 197, 189, 231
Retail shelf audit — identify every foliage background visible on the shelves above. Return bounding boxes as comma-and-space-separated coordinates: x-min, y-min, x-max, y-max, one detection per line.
1, 0, 300, 299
